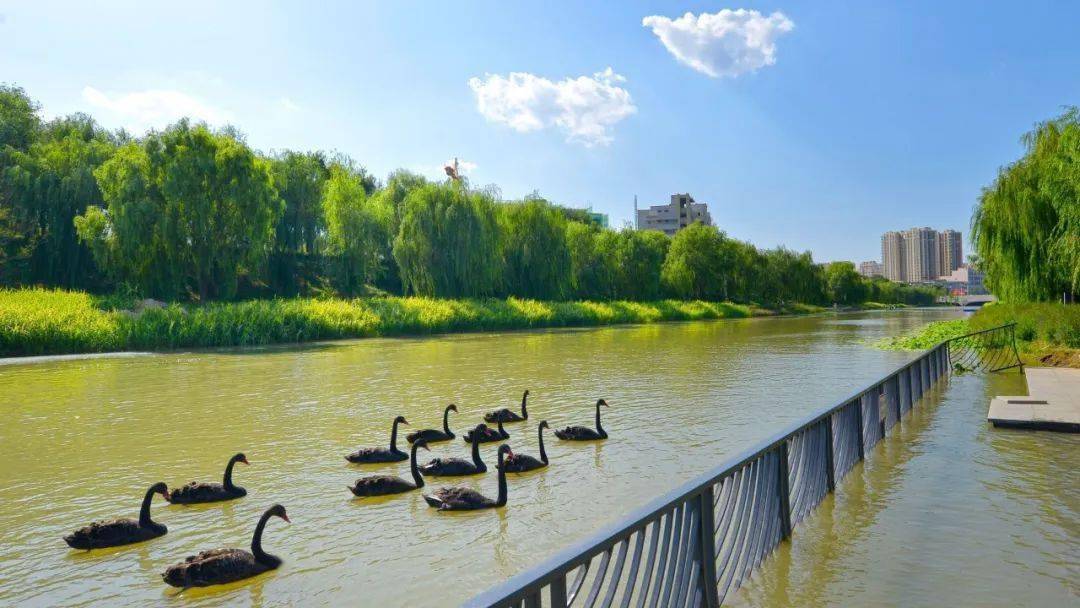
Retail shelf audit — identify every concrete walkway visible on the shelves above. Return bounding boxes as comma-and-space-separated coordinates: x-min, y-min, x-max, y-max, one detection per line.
988, 367, 1080, 432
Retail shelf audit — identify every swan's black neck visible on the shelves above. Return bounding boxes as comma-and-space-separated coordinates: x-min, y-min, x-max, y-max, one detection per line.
470, 433, 483, 468
595, 403, 607, 439
520, 392, 529, 419
409, 442, 424, 488
390, 418, 402, 452
538, 425, 548, 464
442, 407, 454, 436
496, 451, 508, 507
497, 420, 507, 438
251, 510, 282, 567
139, 486, 159, 527
223, 455, 241, 489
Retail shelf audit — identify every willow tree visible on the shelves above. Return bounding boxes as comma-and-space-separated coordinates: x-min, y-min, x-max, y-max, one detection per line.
973, 108, 1080, 301
660, 223, 733, 300
322, 161, 392, 296
77, 120, 281, 300
268, 151, 330, 294
498, 197, 572, 299
392, 182, 500, 297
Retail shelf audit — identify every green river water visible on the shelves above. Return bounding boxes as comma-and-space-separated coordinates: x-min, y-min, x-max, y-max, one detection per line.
0, 310, 1075, 606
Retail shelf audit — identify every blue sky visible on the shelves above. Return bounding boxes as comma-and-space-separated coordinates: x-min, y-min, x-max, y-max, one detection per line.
2, 1, 1078, 263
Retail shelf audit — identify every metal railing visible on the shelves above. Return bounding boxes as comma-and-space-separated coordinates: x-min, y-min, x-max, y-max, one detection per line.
946, 322, 1023, 373
465, 327, 1014, 608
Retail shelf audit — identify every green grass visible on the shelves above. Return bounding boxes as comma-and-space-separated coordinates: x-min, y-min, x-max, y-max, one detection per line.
874, 302, 1080, 366
1, 288, 764, 356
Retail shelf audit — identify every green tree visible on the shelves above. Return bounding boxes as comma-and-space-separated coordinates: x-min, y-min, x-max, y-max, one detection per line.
322, 161, 392, 296
661, 223, 732, 300
77, 120, 282, 300
268, 151, 330, 295
613, 229, 669, 300
392, 182, 500, 297
973, 107, 1080, 301
498, 197, 572, 299
823, 261, 867, 304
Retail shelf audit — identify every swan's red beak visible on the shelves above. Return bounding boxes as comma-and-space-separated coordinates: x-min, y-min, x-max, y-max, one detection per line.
280, 513, 291, 523
240, 456, 249, 465
159, 489, 170, 500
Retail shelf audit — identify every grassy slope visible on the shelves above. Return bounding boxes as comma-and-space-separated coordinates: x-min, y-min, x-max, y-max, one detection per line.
2, 288, 800, 357
875, 302, 1080, 367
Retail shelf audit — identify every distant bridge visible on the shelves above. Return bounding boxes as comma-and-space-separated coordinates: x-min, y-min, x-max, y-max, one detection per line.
938, 294, 997, 307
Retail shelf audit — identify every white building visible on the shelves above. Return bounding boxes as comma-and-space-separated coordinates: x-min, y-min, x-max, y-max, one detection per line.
859, 261, 883, 278
636, 193, 712, 236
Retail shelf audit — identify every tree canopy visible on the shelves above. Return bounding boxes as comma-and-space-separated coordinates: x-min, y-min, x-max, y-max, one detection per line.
973, 107, 1080, 301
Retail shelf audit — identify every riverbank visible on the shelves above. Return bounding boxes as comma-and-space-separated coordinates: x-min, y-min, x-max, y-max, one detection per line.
2, 288, 852, 357
875, 302, 1080, 367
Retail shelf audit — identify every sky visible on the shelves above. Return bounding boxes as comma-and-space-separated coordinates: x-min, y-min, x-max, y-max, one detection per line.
2, 1, 1079, 263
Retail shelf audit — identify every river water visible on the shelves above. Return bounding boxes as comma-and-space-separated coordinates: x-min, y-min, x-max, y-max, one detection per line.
0, 310, 1074, 606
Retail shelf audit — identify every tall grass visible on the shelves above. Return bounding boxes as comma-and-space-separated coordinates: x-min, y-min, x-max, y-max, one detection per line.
0, 288, 759, 356
875, 302, 1080, 352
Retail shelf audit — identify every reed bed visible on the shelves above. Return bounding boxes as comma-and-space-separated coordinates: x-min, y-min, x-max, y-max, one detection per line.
0, 288, 758, 357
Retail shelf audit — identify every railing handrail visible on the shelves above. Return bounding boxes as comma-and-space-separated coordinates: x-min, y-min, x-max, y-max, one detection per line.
944, 321, 1017, 342
464, 330, 969, 607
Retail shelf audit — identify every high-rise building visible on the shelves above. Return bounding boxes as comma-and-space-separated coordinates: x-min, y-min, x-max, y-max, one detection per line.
938, 229, 963, 277
881, 231, 905, 282
858, 261, 883, 278
903, 227, 940, 283
881, 227, 962, 283
636, 193, 712, 236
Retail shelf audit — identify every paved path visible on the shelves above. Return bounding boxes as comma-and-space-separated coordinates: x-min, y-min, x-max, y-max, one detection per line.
988, 367, 1080, 432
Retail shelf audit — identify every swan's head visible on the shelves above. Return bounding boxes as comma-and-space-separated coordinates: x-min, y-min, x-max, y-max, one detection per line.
233, 453, 249, 465
498, 444, 514, 460
447, 404, 458, 413
474, 423, 489, 432
414, 439, 430, 452
539, 420, 550, 430
523, 389, 530, 396
150, 482, 169, 499
268, 504, 290, 523
597, 399, 609, 407
394, 415, 408, 425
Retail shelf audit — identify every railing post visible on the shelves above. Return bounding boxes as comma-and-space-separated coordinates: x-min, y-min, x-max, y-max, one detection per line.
699, 485, 720, 608
853, 399, 865, 461
550, 574, 567, 608
892, 375, 901, 425
776, 442, 792, 541
877, 385, 886, 438
824, 415, 835, 493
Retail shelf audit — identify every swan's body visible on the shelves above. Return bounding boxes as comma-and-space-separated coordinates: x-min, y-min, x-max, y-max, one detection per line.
555, 399, 609, 441
162, 504, 289, 588
349, 440, 428, 496
502, 421, 549, 473
484, 390, 529, 423
168, 453, 249, 504
424, 445, 512, 511
64, 483, 169, 550
462, 420, 508, 444
419, 427, 486, 476
406, 404, 457, 444
347, 416, 409, 463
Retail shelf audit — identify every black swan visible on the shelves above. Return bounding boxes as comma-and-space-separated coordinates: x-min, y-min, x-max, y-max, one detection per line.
406, 404, 457, 444
483, 390, 529, 423
162, 504, 290, 588
168, 453, 249, 504
419, 426, 486, 476
346, 415, 409, 463
64, 482, 169, 549
349, 439, 429, 497
502, 420, 550, 473
423, 445, 513, 511
554, 399, 609, 441
462, 420, 509, 444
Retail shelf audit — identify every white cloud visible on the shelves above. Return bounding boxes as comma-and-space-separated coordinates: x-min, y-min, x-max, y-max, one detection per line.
468, 67, 636, 146
643, 9, 794, 78
279, 97, 300, 112
81, 86, 232, 133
